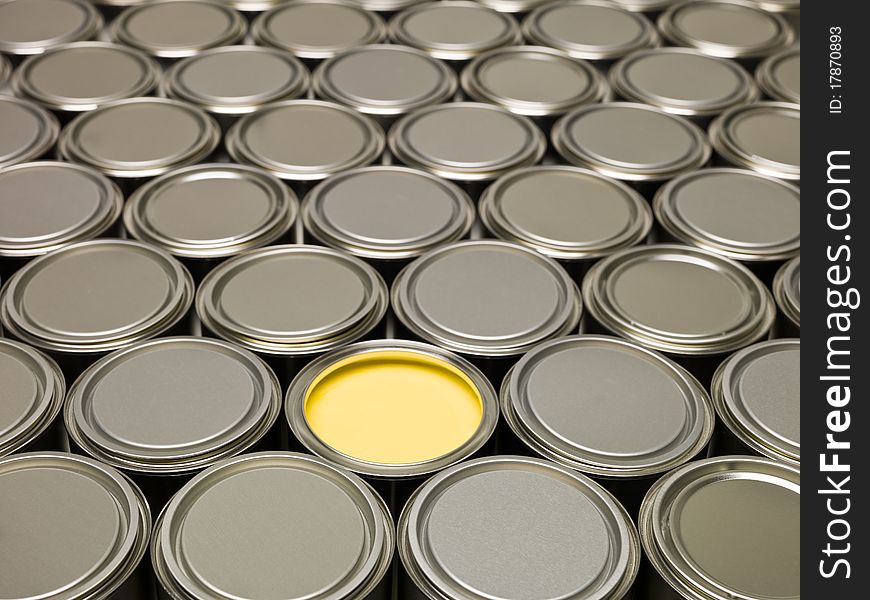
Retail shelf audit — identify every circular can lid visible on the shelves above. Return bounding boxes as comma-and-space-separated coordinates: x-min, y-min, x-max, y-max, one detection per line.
502, 335, 714, 478
756, 47, 800, 104
773, 255, 799, 328
12, 42, 160, 113
0, 339, 65, 456
461, 46, 609, 117
188, 0, 284, 10
640, 456, 799, 600
0, 452, 150, 600
611, 0, 680, 11
582, 244, 775, 356
0, 239, 194, 355
124, 163, 297, 260
523, 0, 660, 62
389, 102, 545, 183
111, 0, 247, 59
66, 336, 281, 474
654, 168, 800, 263
0, 161, 123, 259
226, 99, 384, 182
474, 0, 549, 13
58, 97, 221, 179
388, 1, 521, 62
348, 0, 429, 11
392, 240, 582, 357
151, 452, 394, 600
552, 102, 710, 182
399, 455, 640, 600
0, 0, 102, 56
712, 338, 799, 464
196, 244, 388, 356
747, 0, 799, 13
479, 165, 652, 261
610, 47, 758, 118
0, 96, 59, 169
313, 44, 457, 117
162, 46, 310, 116
302, 166, 474, 261
251, 0, 386, 61
709, 101, 800, 181
658, 0, 794, 60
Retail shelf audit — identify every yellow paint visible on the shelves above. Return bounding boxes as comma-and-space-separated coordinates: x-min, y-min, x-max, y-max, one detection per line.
303, 350, 484, 465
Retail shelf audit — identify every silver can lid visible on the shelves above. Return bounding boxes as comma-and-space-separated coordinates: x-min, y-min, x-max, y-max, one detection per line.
461, 45, 608, 117
523, 0, 660, 62
392, 240, 582, 357
552, 102, 710, 182
583, 244, 774, 356
399, 455, 640, 600
226, 99, 384, 182
0, 452, 150, 600
502, 335, 714, 478
756, 47, 800, 104
0, 340, 65, 457
302, 166, 474, 261
745, 0, 799, 13
474, 0, 548, 13
200, 0, 287, 10
0, 239, 194, 355
348, 0, 428, 11
654, 168, 800, 263
252, 0, 386, 61
773, 255, 799, 328
479, 165, 651, 261
163, 46, 310, 116
66, 337, 281, 474
610, 47, 758, 118
0, 96, 59, 169
658, 0, 794, 60
0, 161, 123, 259
389, 102, 545, 182
712, 338, 799, 464
111, 0, 247, 60
12, 42, 160, 113
611, 0, 680, 11
197, 245, 388, 356
389, 1, 521, 62
152, 452, 394, 600
58, 97, 221, 180
640, 456, 799, 600
313, 44, 457, 118
709, 101, 800, 181
0, 0, 102, 57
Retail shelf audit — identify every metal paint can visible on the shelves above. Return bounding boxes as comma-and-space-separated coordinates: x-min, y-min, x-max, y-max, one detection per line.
755, 47, 800, 104
0, 0, 102, 62
0, 96, 59, 169
748, 0, 800, 41
772, 255, 799, 337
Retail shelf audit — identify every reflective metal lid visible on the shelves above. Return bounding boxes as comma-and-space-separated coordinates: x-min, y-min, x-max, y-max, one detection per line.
58, 97, 221, 179
197, 245, 388, 356
523, 0, 660, 62
0, 452, 150, 600
313, 44, 456, 118
226, 100, 384, 182
392, 240, 582, 357
0, 339, 65, 456
302, 166, 474, 261
389, 102, 545, 182
66, 337, 281, 474
251, 0, 386, 61
111, 0, 247, 59
611, 0, 679, 11
479, 165, 651, 261
399, 455, 640, 600
746, 0, 799, 13
348, 0, 426, 11
610, 48, 758, 118
187, 0, 284, 10
640, 456, 799, 600
773, 255, 799, 328
0, 239, 194, 355
0, 161, 123, 259
12, 42, 160, 113
0, 0, 102, 57
0, 96, 59, 169
756, 47, 800, 104
389, 1, 521, 62
654, 168, 799, 262
709, 101, 799, 181
474, 0, 548, 13
461, 46, 608, 117
658, 0, 794, 60
582, 244, 775, 356
163, 46, 310, 116
152, 452, 394, 600
552, 102, 710, 182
